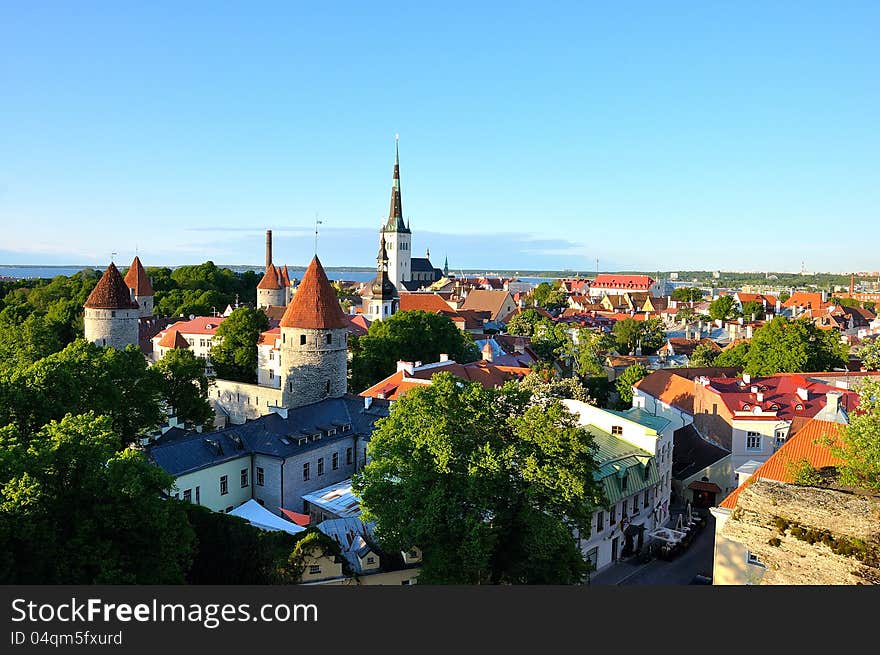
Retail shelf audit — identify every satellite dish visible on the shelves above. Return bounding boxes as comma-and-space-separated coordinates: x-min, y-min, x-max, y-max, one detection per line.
189, 314, 195, 320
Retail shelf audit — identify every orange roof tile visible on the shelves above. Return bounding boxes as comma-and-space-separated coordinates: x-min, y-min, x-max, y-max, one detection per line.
157, 328, 190, 349
157, 316, 226, 336
280, 256, 348, 330
257, 263, 282, 290
124, 256, 154, 296
398, 293, 455, 313
84, 262, 140, 310
718, 419, 845, 509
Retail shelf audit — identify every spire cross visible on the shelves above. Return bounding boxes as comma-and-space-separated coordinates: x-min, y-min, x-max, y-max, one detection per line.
314, 213, 323, 255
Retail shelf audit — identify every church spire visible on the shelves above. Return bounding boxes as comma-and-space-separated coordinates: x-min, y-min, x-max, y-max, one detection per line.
384, 134, 410, 233
371, 231, 398, 300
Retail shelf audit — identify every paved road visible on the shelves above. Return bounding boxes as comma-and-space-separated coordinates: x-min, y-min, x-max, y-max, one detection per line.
619, 513, 716, 585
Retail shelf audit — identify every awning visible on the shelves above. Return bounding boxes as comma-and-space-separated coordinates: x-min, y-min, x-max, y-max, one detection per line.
688, 481, 722, 494
280, 508, 311, 526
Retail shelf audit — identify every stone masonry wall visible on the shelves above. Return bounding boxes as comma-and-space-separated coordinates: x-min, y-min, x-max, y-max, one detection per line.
281, 327, 348, 408
721, 479, 880, 585
84, 308, 140, 350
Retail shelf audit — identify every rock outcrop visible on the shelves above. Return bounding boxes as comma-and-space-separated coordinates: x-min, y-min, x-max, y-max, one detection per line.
721, 479, 880, 585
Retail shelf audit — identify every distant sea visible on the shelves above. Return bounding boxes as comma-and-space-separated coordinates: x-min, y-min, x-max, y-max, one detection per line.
0, 265, 551, 285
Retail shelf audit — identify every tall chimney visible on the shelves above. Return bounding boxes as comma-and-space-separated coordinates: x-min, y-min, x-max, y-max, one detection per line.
265, 229, 273, 269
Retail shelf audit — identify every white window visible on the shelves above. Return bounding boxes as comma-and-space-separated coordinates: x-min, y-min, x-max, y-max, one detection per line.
746, 551, 764, 567
774, 429, 787, 447
746, 432, 762, 451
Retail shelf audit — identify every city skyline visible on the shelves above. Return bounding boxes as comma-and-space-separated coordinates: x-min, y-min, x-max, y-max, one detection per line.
2, 2, 878, 271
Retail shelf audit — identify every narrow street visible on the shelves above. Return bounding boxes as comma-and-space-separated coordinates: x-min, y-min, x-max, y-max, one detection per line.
589, 511, 716, 586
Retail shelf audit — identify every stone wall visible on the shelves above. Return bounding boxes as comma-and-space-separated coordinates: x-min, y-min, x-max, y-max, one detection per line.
280, 327, 348, 408
257, 287, 286, 309
84, 307, 140, 350
134, 294, 153, 318
212, 379, 283, 425
720, 479, 880, 585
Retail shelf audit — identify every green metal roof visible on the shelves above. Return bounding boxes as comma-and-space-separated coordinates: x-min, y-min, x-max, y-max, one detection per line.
588, 427, 661, 506
606, 407, 671, 434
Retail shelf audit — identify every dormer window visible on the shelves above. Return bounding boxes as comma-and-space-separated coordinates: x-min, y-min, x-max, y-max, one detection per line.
742, 403, 751, 411
769, 403, 779, 411
795, 403, 804, 411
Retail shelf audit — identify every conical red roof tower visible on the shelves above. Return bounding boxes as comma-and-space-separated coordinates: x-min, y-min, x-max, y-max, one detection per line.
280, 256, 348, 329
124, 256, 154, 296
85, 262, 139, 309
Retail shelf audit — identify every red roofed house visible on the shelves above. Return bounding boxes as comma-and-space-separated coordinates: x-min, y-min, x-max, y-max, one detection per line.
151, 316, 227, 365
359, 357, 530, 400
588, 274, 662, 298
733, 292, 779, 317
710, 418, 844, 585
692, 372, 859, 487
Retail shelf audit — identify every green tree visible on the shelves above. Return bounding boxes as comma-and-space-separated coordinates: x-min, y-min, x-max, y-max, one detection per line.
353, 373, 605, 584
689, 342, 719, 367
209, 307, 269, 383
574, 328, 616, 376
741, 317, 848, 376
740, 300, 765, 321
519, 370, 594, 403
857, 338, 880, 371
531, 321, 573, 365
615, 364, 648, 409
531, 282, 568, 310
612, 318, 643, 355
2, 340, 165, 444
829, 379, 880, 491
154, 349, 215, 430
714, 342, 749, 368
671, 287, 703, 303
349, 311, 480, 392
708, 295, 738, 321
184, 505, 298, 584
506, 309, 548, 337
0, 413, 195, 583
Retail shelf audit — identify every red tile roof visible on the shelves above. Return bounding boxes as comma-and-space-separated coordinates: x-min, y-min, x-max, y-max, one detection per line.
157, 328, 190, 349
280, 265, 291, 288
590, 274, 655, 290
359, 360, 531, 399
257, 263, 282, 290
782, 292, 826, 309
399, 293, 455, 313
84, 262, 140, 310
124, 256, 154, 296
634, 367, 741, 415
718, 419, 844, 509
346, 314, 371, 336
258, 327, 281, 346
156, 316, 226, 336
701, 374, 859, 422
280, 256, 348, 329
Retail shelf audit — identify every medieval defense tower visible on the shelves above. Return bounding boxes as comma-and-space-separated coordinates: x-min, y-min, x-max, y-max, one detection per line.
83, 262, 140, 350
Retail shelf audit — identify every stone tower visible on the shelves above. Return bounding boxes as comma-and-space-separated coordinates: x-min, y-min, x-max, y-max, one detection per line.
279, 256, 349, 408
84, 262, 140, 350
382, 136, 411, 290
257, 264, 286, 309
362, 232, 399, 321
123, 255, 154, 318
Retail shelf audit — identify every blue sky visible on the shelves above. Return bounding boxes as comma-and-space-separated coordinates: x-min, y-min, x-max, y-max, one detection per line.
1, 2, 878, 272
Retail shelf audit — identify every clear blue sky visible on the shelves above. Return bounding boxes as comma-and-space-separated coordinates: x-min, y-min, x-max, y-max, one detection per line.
1, 1, 878, 272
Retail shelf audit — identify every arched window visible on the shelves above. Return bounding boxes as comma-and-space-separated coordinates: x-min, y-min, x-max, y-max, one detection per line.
300, 334, 306, 345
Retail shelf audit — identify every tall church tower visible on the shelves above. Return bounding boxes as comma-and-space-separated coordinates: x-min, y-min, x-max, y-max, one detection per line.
362, 233, 399, 321
279, 256, 349, 408
84, 262, 140, 350
382, 136, 411, 290
124, 255, 154, 318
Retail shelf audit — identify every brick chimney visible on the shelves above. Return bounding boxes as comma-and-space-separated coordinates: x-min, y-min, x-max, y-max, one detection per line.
481, 342, 494, 362
265, 229, 273, 269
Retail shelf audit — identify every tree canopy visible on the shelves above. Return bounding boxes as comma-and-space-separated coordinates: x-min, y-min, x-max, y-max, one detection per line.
530, 281, 568, 310
738, 316, 848, 376
708, 295, 738, 321
353, 373, 605, 584
612, 317, 665, 355
0, 413, 195, 583
154, 349, 215, 429
209, 307, 269, 383
689, 342, 719, 367
615, 364, 648, 408
349, 311, 480, 392
829, 379, 880, 491
506, 309, 548, 337
150, 262, 259, 318
671, 287, 704, 303
857, 338, 880, 371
